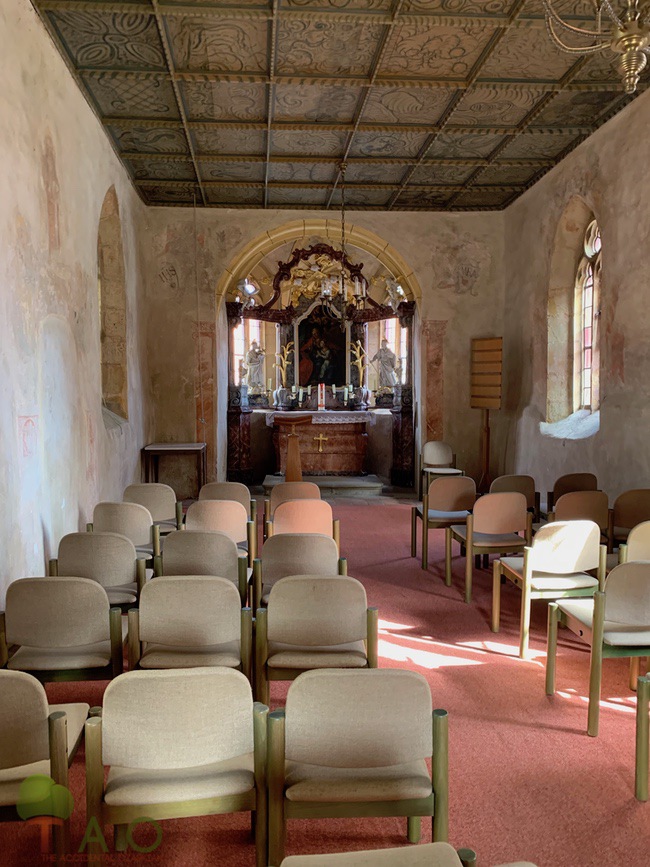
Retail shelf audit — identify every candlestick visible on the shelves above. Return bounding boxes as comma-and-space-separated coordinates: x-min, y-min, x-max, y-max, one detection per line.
332, 385, 336, 398
343, 387, 348, 403
292, 384, 297, 394
299, 387, 304, 402
307, 385, 312, 397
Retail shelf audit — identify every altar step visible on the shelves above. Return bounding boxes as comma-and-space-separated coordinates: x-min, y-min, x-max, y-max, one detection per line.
262, 474, 384, 498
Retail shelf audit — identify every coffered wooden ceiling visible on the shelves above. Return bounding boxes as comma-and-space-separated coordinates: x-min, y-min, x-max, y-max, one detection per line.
31, 0, 641, 210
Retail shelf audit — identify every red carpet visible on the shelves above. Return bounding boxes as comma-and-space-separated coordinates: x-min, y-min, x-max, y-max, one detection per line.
2, 500, 648, 866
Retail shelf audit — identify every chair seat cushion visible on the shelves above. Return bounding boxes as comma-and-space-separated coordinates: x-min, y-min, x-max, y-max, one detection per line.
499, 557, 599, 592
0, 702, 89, 806
422, 467, 463, 476
558, 599, 650, 646
106, 582, 138, 605
104, 752, 254, 805
136, 543, 155, 557
281, 842, 464, 866
452, 528, 526, 548
7, 642, 112, 670
285, 759, 432, 803
267, 640, 367, 670
415, 507, 469, 522
139, 641, 241, 669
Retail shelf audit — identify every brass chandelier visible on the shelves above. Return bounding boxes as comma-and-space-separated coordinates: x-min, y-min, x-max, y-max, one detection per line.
543, 0, 650, 93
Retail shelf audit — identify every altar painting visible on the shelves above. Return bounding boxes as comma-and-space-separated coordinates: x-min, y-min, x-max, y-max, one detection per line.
297, 308, 346, 386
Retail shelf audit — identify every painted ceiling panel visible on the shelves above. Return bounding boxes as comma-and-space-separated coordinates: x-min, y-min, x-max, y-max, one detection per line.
31, 0, 640, 210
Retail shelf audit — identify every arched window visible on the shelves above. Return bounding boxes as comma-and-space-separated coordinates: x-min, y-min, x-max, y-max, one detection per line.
574, 219, 601, 412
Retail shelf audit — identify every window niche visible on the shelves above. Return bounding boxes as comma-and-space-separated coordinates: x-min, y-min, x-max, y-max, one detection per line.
542, 197, 600, 440
97, 186, 128, 420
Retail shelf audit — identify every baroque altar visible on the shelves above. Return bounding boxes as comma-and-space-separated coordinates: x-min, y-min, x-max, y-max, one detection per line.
269, 412, 370, 476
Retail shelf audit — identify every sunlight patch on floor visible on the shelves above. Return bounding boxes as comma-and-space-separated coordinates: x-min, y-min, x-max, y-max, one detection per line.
378, 637, 483, 669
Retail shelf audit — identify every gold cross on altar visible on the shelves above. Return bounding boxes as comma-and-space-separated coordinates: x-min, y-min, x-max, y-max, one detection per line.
313, 433, 328, 453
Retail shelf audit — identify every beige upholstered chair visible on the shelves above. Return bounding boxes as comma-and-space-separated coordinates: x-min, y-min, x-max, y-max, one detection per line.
252, 533, 345, 612
445, 492, 531, 604
490, 475, 540, 521
89, 501, 160, 563
546, 472, 597, 513
267, 500, 340, 554
636, 673, 650, 801
128, 576, 252, 680
492, 520, 606, 659
1, 577, 122, 681
619, 520, 650, 564
154, 529, 248, 604
49, 532, 146, 610
264, 482, 321, 540
123, 482, 182, 534
84, 668, 268, 866
0, 670, 89, 857
412, 476, 476, 570
546, 561, 650, 736
610, 489, 650, 547
255, 575, 378, 704
267, 668, 448, 866
185, 499, 256, 565
280, 844, 537, 867
199, 480, 257, 524
549, 490, 610, 539
419, 440, 463, 499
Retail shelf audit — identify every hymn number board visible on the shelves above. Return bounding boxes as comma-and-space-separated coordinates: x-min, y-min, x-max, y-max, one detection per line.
470, 337, 503, 410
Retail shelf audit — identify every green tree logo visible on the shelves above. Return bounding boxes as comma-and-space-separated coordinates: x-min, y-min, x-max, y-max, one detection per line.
17, 774, 74, 851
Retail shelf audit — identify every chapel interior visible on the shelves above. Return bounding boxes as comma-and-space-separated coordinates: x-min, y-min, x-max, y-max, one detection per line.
2, 1, 650, 865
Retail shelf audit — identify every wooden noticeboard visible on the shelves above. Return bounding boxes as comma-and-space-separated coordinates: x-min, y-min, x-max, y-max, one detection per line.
470, 337, 503, 411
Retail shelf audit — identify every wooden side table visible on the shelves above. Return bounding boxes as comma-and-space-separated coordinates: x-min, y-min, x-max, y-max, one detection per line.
142, 443, 207, 495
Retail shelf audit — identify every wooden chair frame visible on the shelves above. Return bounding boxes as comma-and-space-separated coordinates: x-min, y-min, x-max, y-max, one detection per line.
127, 606, 253, 682
412, 490, 472, 571
267, 707, 449, 867
493, 544, 606, 660
251, 557, 348, 614
84, 702, 268, 867
636, 674, 650, 801
0, 607, 123, 682
48, 555, 147, 613
254, 606, 378, 704
545, 590, 650, 736
446, 512, 533, 604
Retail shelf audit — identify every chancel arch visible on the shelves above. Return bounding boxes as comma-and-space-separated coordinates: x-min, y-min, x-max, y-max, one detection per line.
217, 221, 422, 488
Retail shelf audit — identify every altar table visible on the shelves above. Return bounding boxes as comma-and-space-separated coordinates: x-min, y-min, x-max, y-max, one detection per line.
269, 412, 369, 476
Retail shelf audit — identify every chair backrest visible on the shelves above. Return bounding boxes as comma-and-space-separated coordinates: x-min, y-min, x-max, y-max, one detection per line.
553, 472, 598, 501
101, 668, 253, 770
261, 534, 339, 587
427, 476, 476, 511
161, 531, 240, 585
422, 440, 454, 468
272, 500, 334, 537
285, 669, 432, 768
625, 521, 650, 561
604, 562, 650, 626
57, 532, 137, 589
528, 520, 601, 574
472, 492, 527, 535
490, 475, 536, 511
139, 576, 241, 647
124, 483, 176, 523
269, 482, 321, 514
185, 500, 248, 544
267, 576, 367, 646
5, 577, 110, 648
93, 502, 152, 548
199, 481, 252, 516
0, 670, 50, 770
553, 490, 609, 531
613, 489, 650, 532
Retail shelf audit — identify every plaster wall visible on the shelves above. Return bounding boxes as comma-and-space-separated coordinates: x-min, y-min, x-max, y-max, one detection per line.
140, 208, 504, 491
499, 87, 650, 501
0, 0, 150, 604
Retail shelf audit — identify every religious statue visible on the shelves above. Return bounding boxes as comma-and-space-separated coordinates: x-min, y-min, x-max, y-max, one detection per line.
245, 340, 265, 389
371, 338, 399, 388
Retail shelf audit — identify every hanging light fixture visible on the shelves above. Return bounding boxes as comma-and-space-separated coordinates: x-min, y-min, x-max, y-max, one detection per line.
235, 277, 261, 310
542, 0, 650, 94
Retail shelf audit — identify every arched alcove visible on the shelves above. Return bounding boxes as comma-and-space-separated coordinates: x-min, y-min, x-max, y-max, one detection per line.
97, 186, 128, 420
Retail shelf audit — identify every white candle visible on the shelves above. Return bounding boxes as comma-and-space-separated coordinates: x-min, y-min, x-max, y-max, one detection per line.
292, 384, 297, 394
299, 387, 304, 401
343, 387, 348, 402
332, 385, 337, 397
308, 385, 312, 397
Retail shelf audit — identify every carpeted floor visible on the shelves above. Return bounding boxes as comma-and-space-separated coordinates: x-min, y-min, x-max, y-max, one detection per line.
2, 499, 648, 866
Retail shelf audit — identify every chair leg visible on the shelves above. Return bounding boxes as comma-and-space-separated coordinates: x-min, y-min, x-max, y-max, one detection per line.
465, 547, 473, 604
407, 816, 421, 843
411, 507, 417, 558
491, 561, 501, 632
630, 656, 641, 691
444, 529, 451, 586
636, 675, 650, 801
518, 580, 531, 659
114, 824, 128, 852
546, 603, 559, 695
422, 519, 429, 571
587, 635, 604, 738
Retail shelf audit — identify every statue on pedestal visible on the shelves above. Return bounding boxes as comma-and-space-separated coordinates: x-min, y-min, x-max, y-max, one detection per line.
371, 339, 399, 388
245, 340, 265, 390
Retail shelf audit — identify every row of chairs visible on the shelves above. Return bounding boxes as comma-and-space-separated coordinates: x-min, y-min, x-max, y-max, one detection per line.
0, 667, 450, 866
